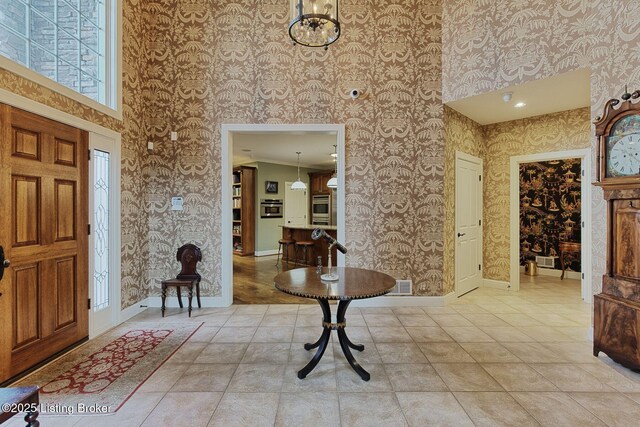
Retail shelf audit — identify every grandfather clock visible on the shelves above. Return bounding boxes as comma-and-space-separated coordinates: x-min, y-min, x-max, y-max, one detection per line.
593, 88, 640, 370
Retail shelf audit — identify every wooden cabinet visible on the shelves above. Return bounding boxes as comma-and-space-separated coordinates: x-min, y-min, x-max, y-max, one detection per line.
309, 170, 333, 195
232, 166, 256, 256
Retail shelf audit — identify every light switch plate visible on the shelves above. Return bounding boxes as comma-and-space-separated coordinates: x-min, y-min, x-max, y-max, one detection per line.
147, 141, 154, 150
171, 196, 184, 211
170, 131, 178, 141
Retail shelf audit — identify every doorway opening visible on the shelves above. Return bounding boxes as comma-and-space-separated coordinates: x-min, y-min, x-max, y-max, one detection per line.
510, 149, 592, 302
221, 124, 346, 305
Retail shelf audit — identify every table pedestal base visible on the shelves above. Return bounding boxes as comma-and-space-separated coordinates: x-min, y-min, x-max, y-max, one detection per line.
298, 299, 370, 381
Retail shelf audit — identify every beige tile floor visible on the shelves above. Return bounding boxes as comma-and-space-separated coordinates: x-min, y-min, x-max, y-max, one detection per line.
7, 275, 640, 426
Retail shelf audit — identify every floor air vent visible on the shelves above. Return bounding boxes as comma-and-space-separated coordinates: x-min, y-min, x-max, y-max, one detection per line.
535, 256, 556, 269
389, 280, 412, 295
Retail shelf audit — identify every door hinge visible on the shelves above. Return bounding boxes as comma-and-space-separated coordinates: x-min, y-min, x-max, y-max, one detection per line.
581, 169, 585, 177
88, 149, 91, 160
479, 175, 482, 181
478, 264, 482, 271
88, 298, 91, 309
581, 221, 585, 228
88, 224, 91, 235
582, 273, 585, 279
479, 219, 482, 226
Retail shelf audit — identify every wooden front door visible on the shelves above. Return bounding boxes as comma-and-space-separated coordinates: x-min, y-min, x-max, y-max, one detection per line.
0, 105, 88, 383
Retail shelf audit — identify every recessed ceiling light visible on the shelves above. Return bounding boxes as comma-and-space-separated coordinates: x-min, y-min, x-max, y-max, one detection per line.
514, 102, 526, 108
502, 92, 513, 103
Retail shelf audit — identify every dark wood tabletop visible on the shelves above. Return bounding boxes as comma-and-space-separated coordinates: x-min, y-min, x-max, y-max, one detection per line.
274, 267, 396, 300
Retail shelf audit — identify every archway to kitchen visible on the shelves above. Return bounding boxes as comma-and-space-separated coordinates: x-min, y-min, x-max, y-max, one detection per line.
221, 124, 346, 305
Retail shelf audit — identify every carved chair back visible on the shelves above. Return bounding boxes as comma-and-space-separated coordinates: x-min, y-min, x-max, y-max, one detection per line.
176, 244, 202, 281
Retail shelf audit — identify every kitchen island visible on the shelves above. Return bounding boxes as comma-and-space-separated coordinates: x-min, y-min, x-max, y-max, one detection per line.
280, 225, 338, 266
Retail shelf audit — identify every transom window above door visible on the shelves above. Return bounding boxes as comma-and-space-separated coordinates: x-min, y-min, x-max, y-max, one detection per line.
0, 0, 118, 113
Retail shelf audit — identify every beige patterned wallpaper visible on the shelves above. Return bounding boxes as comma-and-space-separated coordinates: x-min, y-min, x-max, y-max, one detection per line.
443, 106, 484, 294
442, 0, 640, 294
143, 0, 446, 297
0, 0, 149, 309
483, 108, 591, 281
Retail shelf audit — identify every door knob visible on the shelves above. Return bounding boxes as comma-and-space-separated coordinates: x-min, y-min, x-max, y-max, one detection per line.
0, 246, 8, 281
457, 233, 466, 237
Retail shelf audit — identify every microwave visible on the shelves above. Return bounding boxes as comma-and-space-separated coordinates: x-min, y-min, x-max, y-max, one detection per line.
260, 199, 283, 218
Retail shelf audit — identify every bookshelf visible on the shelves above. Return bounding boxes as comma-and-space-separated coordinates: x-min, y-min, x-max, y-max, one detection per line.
232, 166, 256, 256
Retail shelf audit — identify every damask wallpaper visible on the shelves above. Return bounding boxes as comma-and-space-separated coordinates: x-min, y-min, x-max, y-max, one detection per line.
520, 159, 582, 272
144, 0, 446, 297
483, 108, 591, 281
442, 0, 640, 294
0, 0, 149, 309
443, 106, 484, 294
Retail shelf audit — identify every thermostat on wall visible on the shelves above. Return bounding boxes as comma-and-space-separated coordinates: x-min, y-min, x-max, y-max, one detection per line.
171, 197, 184, 211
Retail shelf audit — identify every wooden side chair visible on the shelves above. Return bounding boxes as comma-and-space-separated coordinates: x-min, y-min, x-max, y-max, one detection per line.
161, 244, 202, 317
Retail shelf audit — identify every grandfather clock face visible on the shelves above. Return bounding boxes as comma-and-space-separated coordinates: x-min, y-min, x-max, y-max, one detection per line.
606, 113, 640, 177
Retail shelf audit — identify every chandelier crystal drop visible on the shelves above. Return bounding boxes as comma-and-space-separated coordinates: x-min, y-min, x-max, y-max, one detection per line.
289, 0, 341, 50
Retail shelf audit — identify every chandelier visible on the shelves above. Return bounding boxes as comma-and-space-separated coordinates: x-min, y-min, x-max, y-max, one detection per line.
289, 0, 341, 50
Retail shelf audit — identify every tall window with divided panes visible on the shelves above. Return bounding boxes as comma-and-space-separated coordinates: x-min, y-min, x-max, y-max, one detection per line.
0, 0, 114, 108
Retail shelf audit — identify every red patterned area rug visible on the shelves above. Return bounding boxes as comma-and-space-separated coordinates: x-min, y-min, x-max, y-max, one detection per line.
13, 321, 202, 415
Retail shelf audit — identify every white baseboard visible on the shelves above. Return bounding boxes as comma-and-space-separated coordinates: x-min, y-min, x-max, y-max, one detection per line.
255, 249, 279, 257
147, 296, 229, 308
120, 298, 149, 322
443, 291, 457, 305
588, 326, 594, 342
519, 266, 581, 280
483, 279, 510, 290
351, 293, 453, 307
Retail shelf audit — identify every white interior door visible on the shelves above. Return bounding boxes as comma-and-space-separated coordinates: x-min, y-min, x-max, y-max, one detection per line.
89, 133, 119, 337
455, 153, 483, 297
284, 181, 308, 227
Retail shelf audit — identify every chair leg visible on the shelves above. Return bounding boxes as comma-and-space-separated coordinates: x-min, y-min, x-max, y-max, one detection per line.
196, 280, 202, 308
176, 286, 184, 308
187, 285, 193, 318
161, 285, 167, 317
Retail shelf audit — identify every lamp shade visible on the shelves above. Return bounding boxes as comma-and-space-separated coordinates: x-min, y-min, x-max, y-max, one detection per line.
326, 176, 338, 188
291, 180, 307, 190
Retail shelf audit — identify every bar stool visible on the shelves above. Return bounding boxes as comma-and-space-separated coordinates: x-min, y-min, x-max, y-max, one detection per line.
276, 239, 296, 265
295, 241, 315, 266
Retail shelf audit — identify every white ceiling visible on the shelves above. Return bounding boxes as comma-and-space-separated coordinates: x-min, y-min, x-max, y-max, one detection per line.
233, 131, 338, 169
446, 69, 591, 125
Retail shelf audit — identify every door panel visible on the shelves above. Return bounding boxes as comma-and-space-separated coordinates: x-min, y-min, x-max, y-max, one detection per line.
13, 128, 40, 159
0, 104, 88, 382
55, 180, 76, 241
55, 256, 77, 330
12, 264, 40, 349
13, 176, 40, 246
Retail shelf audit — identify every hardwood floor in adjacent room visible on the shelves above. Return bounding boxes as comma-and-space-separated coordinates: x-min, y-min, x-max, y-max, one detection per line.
233, 254, 312, 304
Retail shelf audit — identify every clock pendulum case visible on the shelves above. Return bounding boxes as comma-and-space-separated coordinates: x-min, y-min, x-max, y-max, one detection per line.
593, 88, 640, 370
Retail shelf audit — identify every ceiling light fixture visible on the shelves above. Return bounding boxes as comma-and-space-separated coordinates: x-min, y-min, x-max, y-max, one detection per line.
327, 145, 338, 189
291, 151, 307, 190
514, 102, 526, 108
289, 0, 341, 50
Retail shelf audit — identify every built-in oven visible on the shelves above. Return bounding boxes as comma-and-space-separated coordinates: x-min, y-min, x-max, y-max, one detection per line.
260, 199, 283, 218
312, 195, 330, 225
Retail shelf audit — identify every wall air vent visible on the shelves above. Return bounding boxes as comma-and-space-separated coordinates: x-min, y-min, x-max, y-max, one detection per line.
535, 256, 556, 269
389, 280, 412, 295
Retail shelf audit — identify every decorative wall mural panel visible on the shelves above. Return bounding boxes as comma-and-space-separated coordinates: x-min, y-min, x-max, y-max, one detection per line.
520, 159, 582, 272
